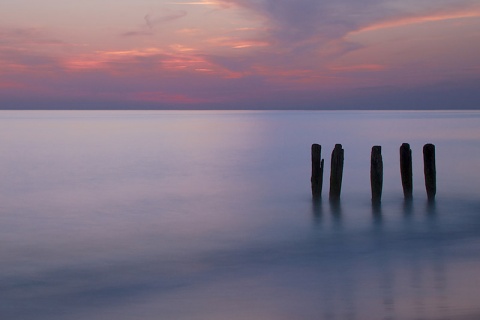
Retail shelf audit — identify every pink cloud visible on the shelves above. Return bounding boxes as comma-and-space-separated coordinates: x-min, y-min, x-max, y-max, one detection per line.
61, 48, 247, 81
0, 81, 25, 89
131, 91, 210, 104
329, 64, 386, 72
207, 37, 270, 49
349, 9, 480, 35
1, 1, 479, 110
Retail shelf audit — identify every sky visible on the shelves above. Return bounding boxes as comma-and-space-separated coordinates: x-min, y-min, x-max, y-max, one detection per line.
0, 0, 479, 110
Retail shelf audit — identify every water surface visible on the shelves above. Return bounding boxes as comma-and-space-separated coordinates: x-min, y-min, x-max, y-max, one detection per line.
1, 111, 480, 320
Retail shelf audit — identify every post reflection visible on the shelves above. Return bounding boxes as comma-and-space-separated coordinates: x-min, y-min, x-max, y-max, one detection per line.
305, 196, 459, 320
372, 202, 383, 225
426, 199, 437, 216
403, 198, 414, 216
311, 197, 323, 225
370, 204, 396, 320
329, 199, 342, 224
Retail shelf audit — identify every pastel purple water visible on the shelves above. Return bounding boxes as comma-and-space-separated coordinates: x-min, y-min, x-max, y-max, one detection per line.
1, 110, 480, 320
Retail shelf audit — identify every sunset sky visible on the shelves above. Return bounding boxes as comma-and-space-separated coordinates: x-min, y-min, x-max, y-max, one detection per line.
1, 0, 479, 109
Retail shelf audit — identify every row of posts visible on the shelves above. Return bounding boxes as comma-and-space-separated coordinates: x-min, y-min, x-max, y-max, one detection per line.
311, 143, 436, 203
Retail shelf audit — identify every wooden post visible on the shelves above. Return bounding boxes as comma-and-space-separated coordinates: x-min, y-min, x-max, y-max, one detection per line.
423, 143, 436, 201
371, 146, 383, 204
329, 144, 344, 201
311, 144, 324, 198
400, 143, 413, 199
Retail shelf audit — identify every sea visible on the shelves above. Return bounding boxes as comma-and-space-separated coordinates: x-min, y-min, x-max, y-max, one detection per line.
1, 110, 480, 320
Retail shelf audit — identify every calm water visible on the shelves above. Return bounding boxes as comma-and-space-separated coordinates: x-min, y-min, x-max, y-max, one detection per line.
1, 110, 480, 320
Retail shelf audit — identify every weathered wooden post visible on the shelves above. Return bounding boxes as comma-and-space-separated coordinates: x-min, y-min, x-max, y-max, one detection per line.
371, 146, 383, 204
400, 143, 413, 199
311, 144, 324, 199
423, 143, 436, 201
329, 144, 344, 202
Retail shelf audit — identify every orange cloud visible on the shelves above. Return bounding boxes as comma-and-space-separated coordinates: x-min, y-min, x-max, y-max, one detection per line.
64, 49, 165, 71
208, 37, 270, 49
64, 48, 186, 71
62, 47, 246, 80
350, 9, 480, 35
232, 41, 269, 49
169, 1, 228, 6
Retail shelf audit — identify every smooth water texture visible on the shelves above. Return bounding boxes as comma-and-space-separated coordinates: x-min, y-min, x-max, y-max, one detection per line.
1, 110, 480, 320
